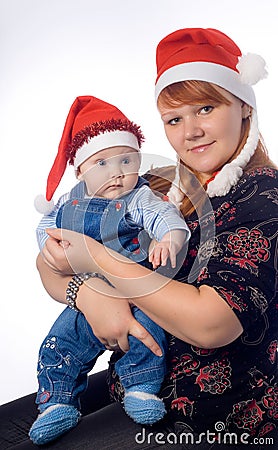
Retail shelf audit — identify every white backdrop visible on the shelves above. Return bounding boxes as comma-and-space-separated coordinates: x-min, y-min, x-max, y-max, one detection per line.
1, 0, 277, 405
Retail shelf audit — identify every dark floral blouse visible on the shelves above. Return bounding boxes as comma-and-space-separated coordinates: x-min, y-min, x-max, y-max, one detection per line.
108, 167, 278, 440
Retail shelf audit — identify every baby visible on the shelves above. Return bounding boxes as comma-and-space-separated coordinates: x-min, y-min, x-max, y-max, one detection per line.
30, 96, 190, 445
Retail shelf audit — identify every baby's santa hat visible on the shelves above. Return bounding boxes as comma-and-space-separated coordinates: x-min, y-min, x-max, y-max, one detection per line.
35, 95, 144, 214
155, 28, 267, 202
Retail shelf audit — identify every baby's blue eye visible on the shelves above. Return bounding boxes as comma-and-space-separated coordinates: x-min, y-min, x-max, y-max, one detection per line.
122, 158, 130, 164
97, 159, 106, 166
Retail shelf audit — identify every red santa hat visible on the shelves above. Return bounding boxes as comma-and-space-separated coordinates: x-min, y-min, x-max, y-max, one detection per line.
155, 28, 267, 200
35, 95, 144, 213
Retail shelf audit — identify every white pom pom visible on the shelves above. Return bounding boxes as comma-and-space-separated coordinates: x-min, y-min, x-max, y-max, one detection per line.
237, 53, 268, 85
34, 194, 55, 214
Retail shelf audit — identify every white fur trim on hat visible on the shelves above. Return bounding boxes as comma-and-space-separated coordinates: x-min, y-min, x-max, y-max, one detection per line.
74, 130, 140, 169
155, 61, 257, 108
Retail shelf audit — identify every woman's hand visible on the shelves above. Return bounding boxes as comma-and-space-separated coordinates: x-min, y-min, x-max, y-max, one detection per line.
42, 228, 101, 274
77, 278, 163, 356
42, 232, 72, 274
43, 228, 133, 283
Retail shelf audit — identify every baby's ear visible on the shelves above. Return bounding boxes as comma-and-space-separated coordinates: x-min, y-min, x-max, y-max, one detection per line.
76, 168, 83, 180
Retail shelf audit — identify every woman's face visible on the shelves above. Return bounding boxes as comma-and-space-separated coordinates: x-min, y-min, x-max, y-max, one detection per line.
159, 87, 249, 183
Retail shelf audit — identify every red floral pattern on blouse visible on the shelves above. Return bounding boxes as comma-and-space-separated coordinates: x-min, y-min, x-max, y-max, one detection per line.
267, 340, 278, 365
195, 358, 232, 394
225, 227, 270, 271
262, 386, 278, 420
171, 397, 194, 417
170, 354, 199, 380
228, 399, 264, 430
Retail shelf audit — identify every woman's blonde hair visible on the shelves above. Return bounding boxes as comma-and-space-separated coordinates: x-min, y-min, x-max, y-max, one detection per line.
155, 80, 276, 217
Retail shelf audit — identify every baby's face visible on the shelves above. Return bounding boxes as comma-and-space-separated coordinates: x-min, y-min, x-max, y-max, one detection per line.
78, 146, 141, 199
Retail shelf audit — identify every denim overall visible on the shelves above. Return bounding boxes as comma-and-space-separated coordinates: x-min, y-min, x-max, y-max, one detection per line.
35, 177, 167, 410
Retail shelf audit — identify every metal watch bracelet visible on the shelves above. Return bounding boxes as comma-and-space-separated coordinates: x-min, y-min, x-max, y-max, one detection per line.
66, 272, 113, 311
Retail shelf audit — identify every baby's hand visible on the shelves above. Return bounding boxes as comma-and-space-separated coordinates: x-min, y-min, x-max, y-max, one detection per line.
149, 240, 177, 269
148, 229, 188, 269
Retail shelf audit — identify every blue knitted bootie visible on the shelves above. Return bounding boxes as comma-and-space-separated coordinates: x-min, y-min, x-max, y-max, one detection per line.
29, 404, 81, 445
123, 382, 166, 425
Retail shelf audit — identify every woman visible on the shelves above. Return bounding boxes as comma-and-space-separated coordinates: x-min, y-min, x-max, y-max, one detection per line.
0, 28, 277, 449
